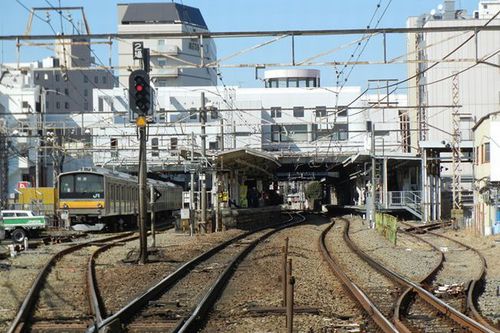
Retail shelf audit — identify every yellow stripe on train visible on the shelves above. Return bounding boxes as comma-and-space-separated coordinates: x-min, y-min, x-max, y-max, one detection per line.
59, 201, 105, 209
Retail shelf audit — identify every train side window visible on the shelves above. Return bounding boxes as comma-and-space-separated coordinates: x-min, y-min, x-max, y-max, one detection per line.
110, 185, 116, 212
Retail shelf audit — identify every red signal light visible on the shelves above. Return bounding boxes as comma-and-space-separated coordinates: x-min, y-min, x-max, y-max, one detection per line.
136, 84, 144, 92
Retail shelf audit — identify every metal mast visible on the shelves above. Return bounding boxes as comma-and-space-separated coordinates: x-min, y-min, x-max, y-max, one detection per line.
0, 119, 8, 209
451, 74, 462, 210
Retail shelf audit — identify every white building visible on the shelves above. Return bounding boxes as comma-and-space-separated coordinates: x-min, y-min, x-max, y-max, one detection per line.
0, 66, 41, 204
473, 111, 500, 235
407, 0, 500, 219
117, 3, 217, 88
91, 71, 408, 170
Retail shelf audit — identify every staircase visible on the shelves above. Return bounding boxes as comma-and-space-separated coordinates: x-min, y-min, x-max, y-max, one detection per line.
386, 191, 422, 220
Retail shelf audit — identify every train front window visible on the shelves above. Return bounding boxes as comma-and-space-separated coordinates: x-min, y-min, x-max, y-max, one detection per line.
60, 174, 104, 199
60, 175, 75, 194
75, 174, 104, 198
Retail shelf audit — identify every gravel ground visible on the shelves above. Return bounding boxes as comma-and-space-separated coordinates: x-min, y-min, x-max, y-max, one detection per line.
0, 232, 121, 331
96, 228, 243, 316
352, 218, 499, 328
348, 216, 440, 283
203, 214, 368, 333
434, 228, 500, 326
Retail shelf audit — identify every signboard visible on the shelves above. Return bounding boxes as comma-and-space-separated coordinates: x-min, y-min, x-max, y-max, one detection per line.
153, 188, 162, 202
218, 192, 229, 202
181, 208, 190, 219
17, 181, 31, 189
132, 41, 144, 60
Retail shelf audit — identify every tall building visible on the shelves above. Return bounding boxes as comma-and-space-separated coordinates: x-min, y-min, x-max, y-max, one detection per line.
117, 2, 217, 87
0, 67, 41, 199
407, 0, 500, 220
34, 39, 114, 115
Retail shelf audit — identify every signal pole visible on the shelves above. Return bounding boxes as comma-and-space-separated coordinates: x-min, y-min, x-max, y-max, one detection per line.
129, 47, 151, 264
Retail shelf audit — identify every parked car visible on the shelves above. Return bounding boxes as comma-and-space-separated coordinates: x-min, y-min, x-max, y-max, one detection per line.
0, 214, 5, 241
1, 210, 47, 243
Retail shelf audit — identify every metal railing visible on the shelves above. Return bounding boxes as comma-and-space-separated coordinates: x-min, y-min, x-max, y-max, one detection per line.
387, 191, 422, 217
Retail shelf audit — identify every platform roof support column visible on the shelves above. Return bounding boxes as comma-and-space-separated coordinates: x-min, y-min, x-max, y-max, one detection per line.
383, 157, 388, 209
421, 149, 429, 223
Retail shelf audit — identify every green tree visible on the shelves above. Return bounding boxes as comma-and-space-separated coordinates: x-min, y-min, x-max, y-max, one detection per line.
305, 181, 323, 210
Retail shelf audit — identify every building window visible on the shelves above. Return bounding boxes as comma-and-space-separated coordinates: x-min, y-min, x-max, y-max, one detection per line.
64, 88, 69, 95
111, 138, 118, 158
55, 74, 60, 82
102, 76, 107, 84
337, 107, 348, 117
84, 89, 88, 97
94, 76, 98, 84
44, 73, 49, 80
189, 108, 197, 120
170, 137, 178, 150
271, 125, 282, 142
189, 39, 200, 51
84, 102, 89, 110
158, 39, 165, 46
158, 58, 167, 67
84, 76, 88, 83
484, 142, 490, 163
56, 88, 60, 95
293, 106, 304, 118
271, 107, 282, 118
209, 141, 219, 150
22, 101, 30, 108
46, 101, 49, 109
210, 110, 219, 119
56, 102, 60, 109
64, 102, 69, 109
151, 138, 159, 157
315, 106, 327, 117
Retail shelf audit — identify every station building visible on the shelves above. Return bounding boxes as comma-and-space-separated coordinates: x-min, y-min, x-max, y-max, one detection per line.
90, 68, 425, 220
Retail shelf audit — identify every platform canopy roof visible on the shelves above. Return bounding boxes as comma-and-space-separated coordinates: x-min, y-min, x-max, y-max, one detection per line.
217, 148, 281, 178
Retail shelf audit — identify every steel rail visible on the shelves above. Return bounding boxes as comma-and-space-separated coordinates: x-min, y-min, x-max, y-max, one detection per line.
91, 213, 299, 333
344, 218, 495, 333
393, 228, 445, 331
319, 220, 399, 333
87, 222, 175, 330
401, 222, 499, 332
7, 231, 135, 333
173, 212, 306, 333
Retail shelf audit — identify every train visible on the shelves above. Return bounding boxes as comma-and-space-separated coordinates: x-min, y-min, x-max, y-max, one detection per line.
57, 168, 183, 231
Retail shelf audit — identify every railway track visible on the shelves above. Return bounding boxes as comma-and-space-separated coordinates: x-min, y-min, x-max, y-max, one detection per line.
320, 217, 495, 333
400, 222, 499, 332
90, 212, 306, 333
8, 222, 173, 333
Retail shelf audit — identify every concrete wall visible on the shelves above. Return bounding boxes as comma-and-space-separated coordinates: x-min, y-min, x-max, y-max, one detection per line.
221, 206, 283, 230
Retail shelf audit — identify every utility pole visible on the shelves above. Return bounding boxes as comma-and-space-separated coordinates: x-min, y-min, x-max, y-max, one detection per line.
366, 121, 376, 228
190, 132, 195, 235
200, 92, 207, 233
0, 119, 8, 209
451, 73, 462, 225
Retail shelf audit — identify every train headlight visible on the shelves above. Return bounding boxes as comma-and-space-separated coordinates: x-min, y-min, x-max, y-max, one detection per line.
63, 204, 69, 209
97, 203, 103, 209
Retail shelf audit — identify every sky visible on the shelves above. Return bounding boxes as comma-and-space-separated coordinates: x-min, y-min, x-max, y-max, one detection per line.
0, 0, 482, 89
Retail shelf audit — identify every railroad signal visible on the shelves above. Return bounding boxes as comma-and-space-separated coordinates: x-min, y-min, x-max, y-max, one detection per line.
128, 70, 152, 116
